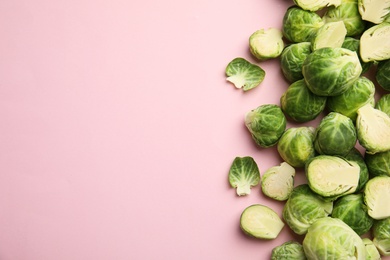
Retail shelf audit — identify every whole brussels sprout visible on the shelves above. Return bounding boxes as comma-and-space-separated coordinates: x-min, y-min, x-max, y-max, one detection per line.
365, 150, 390, 177
313, 112, 357, 156
280, 79, 327, 123
364, 176, 390, 220
326, 76, 376, 122
342, 37, 372, 73
277, 127, 316, 168
280, 42, 312, 83
302, 47, 362, 96
331, 193, 374, 235
245, 104, 286, 148
282, 184, 333, 235
302, 217, 367, 259
343, 147, 369, 192
271, 241, 307, 260
372, 217, 390, 256
376, 94, 390, 117
282, 6, 324, 43
376, 59, 390, 91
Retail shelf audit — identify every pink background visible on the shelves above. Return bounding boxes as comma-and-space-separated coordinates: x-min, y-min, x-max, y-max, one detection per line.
0, 0, 388, 259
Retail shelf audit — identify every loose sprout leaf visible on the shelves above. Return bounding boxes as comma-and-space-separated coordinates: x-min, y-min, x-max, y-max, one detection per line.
225, 57, 265, 91
228, 156, 260, 196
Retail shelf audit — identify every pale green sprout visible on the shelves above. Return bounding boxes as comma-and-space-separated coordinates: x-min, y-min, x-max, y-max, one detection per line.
376, 59, 390, 91
240, 204, 284, 239
249, 28, 284, 61
372, 217, 390, 256
342, 37, 372, 73
363, 238, 381, 260
293, 0, 341, 11
228, 156, 260, 196
360, 23, 390, 62
261, 162, 295, 201
225, 57, 265, 91
376, 94, 390, 117
358, 0, 390, 24
311, 21, 347, 51
271, 241, 307, 260
365, 150, 390, 177
280, 42, 312, 82
364, 176, 390, 220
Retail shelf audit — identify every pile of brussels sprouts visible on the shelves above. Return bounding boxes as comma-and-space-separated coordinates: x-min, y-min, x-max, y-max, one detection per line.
226, 0, 390, 259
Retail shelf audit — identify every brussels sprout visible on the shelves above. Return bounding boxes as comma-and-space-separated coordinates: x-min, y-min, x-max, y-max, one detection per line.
306, 155, 360, 199
342, 37, 372, 73
282, 6, 324, 43
326, 76, 376, 122
363, 238, 382, 260
249, 28, 284, 61
261, 162, 295, 201
365, 150, 390, 178
228, 156, 260, 196
364, 176, 390, 220
323, 0, 366, 37
376, 59, 390, 91
311, 21, 347, 51
302, 47, 362, 96
376, 93, 390, 117
313, 112, 357, 156
343, 147, 369, 192
245, 104, 287, 148
293, 0, 341, 11
271, 241, 307, 260
225, 57, 265, 91
373, 217, 390, 256
277, 127, 316, 168
282, 184, 333, 235
358, 0, 390, 24
360, 23, 390, 62
356, 104, 390, 154
240, 204, 284, 239
331, 193, 373, 235
280, 42, 312, 83
280, 79, 327, 123
302, 217, 367, 260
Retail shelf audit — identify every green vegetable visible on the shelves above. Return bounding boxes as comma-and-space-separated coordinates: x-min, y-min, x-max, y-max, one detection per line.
249, 28, 284, 61
363, 238, 382, 260
376, 59, 390, 91
293, 0, 341, 11
372, 217, 390, 256
261, 162, 295, 201
376, 93, 390, 117
225, 57, 265, 91
240, 204, 284, 239
302, 47, 362, 96
277, 127, 316, 168
280, 79, 327, 123
228, 156, 260, 196
360, 22, 390, 62
364, 176, 390, 220
302, 217, 367, 259
282, 184, 333, 235
271, 241, 307, 260
342, 37, 372, 73
343, 147, 369, 192
311, 21, 347, 51
358, 0, 390, 24
280, 42, 312, 83
365, 150, 390, 177
244, 104, 286, 148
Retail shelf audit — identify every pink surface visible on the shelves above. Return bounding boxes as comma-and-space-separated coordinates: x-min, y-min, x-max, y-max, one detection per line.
0, 0, 388, 259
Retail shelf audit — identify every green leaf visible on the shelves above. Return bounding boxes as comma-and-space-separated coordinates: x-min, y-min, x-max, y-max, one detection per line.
225, 57, 265, 91
228, 156, 260, 196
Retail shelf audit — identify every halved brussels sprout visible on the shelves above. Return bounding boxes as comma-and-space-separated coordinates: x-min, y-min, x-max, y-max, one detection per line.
360, 22, 390, 62
245, 104, 287, 148
240, 204, 284, 239
376, 93, 390, 117
277, 127, 316, 168
293, 0, 341, 11
228, 156, 260, 196
306, 155, 360, 199
302, 47, 362, 96
331, 193, 373, 235
372, 217, 390, 256
313, 112, 357, 156
283, 184, 333, 235
261, 162, 295, 201
362, 238, 382, 260
280, 79, 327, 123
280, 42, 312, 83
326, 76, 375, 122
365, 150, 390, 178
342, 37, 372, 73
303, 217, 367, 260
249, 28, 284, 61
271, 241, 307, 260
376, 59, 390, 91
364, 176, 390, 220
311, 21, 347, 51
282, 6, 324, 43
225, 57, 265, 91
343, 148, 369, 192
358, 0, 390, 24
356, 104, 390, 154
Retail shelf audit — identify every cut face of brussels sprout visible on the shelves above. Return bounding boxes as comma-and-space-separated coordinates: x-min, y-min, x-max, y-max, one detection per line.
280, 42, 312, 83
356, 104, 390, 154
293, 0, 341, 11
312, 21, 347, 50
271, 241, 306, 260
358, 0, 390, 24
360, 23, 390, 62
261, 162, 295, 201
225, 57, 265, 91
362, 238, 382, 260
240, 204, 284, 239
364, 176, 390, 220
306, 155, 360, 199
376, 94, 390, 117
372, 217, 390, 256
228, 156, 260, 196
249, 28, 284, 61
376, 59, 390, 91
365, 150, 390, 178
303, 217, 367, 260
